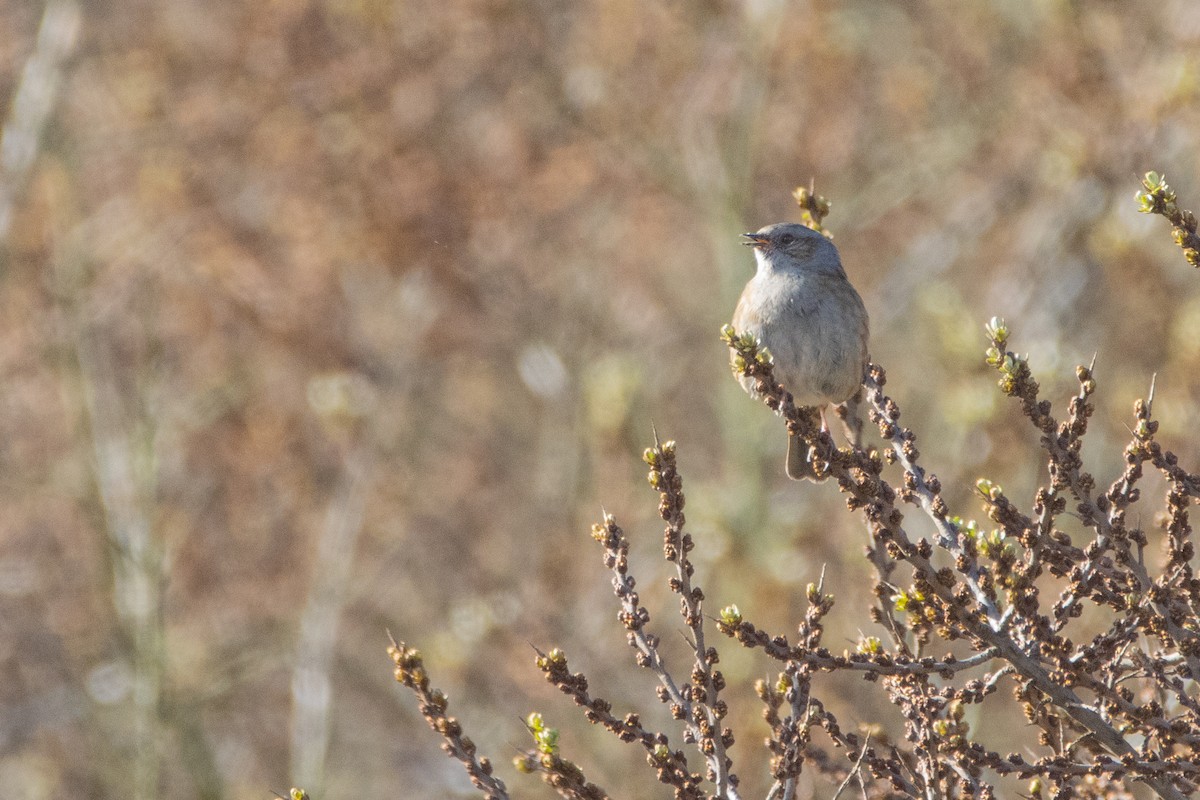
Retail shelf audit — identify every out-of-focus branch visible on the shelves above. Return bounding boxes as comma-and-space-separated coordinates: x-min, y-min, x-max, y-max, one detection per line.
71, 282, 164, 800
0, 0, 81, 243
290, 440, 372, 792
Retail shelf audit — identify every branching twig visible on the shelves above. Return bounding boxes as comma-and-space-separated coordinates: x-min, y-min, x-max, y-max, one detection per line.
387, 635, 510, 800
392, 178, 1198, 800
1136, 171, 1200, 268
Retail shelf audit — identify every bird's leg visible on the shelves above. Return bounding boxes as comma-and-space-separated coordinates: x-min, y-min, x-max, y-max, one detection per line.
834, 391, 865, 450
811, 406, 833, 474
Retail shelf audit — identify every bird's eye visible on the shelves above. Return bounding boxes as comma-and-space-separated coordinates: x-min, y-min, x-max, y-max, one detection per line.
779, 233, 795, 246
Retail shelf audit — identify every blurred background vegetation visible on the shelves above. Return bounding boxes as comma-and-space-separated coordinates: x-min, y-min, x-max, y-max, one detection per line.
3, 0, 1200, 797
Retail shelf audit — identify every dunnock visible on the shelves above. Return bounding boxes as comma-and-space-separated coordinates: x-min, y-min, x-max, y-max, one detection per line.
732, 223, 869, 480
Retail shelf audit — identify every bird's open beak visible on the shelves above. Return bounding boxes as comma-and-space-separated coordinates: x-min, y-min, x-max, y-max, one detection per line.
741, 232, 769, 248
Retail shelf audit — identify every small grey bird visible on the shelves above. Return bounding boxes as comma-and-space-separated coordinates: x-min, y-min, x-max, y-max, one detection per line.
732, 222, 869, 480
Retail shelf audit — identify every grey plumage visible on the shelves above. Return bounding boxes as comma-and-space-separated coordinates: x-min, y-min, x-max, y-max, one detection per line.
732, 223, 870, 480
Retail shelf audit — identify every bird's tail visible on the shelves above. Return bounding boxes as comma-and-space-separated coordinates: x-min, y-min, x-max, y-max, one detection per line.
786, 432, 826, 482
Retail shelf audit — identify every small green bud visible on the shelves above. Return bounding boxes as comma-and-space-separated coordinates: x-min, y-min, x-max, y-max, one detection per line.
989, 530, 1009, 554
984, 316, 1008, 343
536, 725, 559, 754
856, 636, 881, 654
719, 605, 742, 626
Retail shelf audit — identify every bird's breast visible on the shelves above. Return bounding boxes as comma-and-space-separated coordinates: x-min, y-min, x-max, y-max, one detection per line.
732, 272, 867, 405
